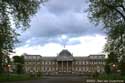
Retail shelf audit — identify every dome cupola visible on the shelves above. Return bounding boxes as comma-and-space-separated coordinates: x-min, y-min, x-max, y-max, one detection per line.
56, 49, 73, 61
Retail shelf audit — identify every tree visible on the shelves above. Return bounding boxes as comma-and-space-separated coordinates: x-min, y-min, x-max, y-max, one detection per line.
106, 52, 118, 64
105, 52, 118, 74
104, 64, 111, 74
13, 56, 24, 64
119, 56, 125, 76
0, 0, 44, 73
12, 56, 24, 74
88, 0, 125, 74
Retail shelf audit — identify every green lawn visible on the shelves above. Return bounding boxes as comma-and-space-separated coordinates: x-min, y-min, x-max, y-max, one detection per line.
0, 73, 42, 82
97, 73, 125, 80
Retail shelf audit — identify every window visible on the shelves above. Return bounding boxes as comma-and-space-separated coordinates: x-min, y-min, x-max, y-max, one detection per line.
79, 61, 81, 65
53, 61, 55, 65
49, 61, 51, 65
76, 61, 78, 64
86, 61, 88, 64
48, 61, 50, 65
49, 61, 52, 65
45, 61, 47, 65
32, 56, 36, 59
37, 62, 40, 64
42, 61, 44, 65
25, 62, 27, 64
76, 67, 77, 71
83, 61, 84, 64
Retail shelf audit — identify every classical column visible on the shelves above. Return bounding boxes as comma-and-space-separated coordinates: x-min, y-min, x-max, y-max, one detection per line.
71, 61, 73, 73
61, 61, 63, 72
66, 61, 68, 72
85, 60, 86, 72
56, 62, 58, 74
56, 62, 57, 71
62, 61, 63, 73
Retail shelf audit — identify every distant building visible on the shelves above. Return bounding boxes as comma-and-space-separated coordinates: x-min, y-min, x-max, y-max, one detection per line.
23, 49, 105, 75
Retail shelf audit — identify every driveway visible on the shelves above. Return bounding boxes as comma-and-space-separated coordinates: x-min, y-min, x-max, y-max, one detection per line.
1, 76, 85, 83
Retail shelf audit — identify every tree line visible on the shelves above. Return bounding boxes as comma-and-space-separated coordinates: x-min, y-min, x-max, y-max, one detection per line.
0, 0, 43, 73
88, 0, 125, 75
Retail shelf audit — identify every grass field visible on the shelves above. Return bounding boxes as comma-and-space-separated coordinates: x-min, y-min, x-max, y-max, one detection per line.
0, 73, 42, 82
97, 73, 125, 80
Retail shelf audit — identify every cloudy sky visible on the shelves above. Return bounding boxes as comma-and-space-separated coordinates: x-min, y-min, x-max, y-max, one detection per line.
13, 0, 106, 57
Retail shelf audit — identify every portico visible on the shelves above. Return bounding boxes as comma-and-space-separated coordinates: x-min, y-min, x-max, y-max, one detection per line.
56, 49, 73, 74
57, 61, 72, 74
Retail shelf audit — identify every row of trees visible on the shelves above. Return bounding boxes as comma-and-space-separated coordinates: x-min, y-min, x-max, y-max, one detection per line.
88, 0, 125, 75
0, 55, 24, 74
12, 56, 24, 74
0, 0, 43, 73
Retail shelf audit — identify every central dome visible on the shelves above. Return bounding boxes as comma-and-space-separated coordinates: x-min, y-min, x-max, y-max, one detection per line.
57, 49, 73, 61
59, 49, 72, 56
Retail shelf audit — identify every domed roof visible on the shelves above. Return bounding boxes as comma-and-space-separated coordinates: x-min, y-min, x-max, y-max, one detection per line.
59, 49, 72, 56
57, 49, 73, 61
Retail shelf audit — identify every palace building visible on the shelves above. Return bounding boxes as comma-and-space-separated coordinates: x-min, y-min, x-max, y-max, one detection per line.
23, 49, 105, 75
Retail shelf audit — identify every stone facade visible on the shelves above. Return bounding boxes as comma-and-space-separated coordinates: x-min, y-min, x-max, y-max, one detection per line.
23, 49, 105, 75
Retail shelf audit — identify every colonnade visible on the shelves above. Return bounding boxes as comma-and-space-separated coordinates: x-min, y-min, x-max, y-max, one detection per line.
57, 61, 72, 73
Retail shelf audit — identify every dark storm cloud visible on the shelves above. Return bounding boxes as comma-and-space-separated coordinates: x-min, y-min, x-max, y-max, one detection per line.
17, 0, 104, 47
